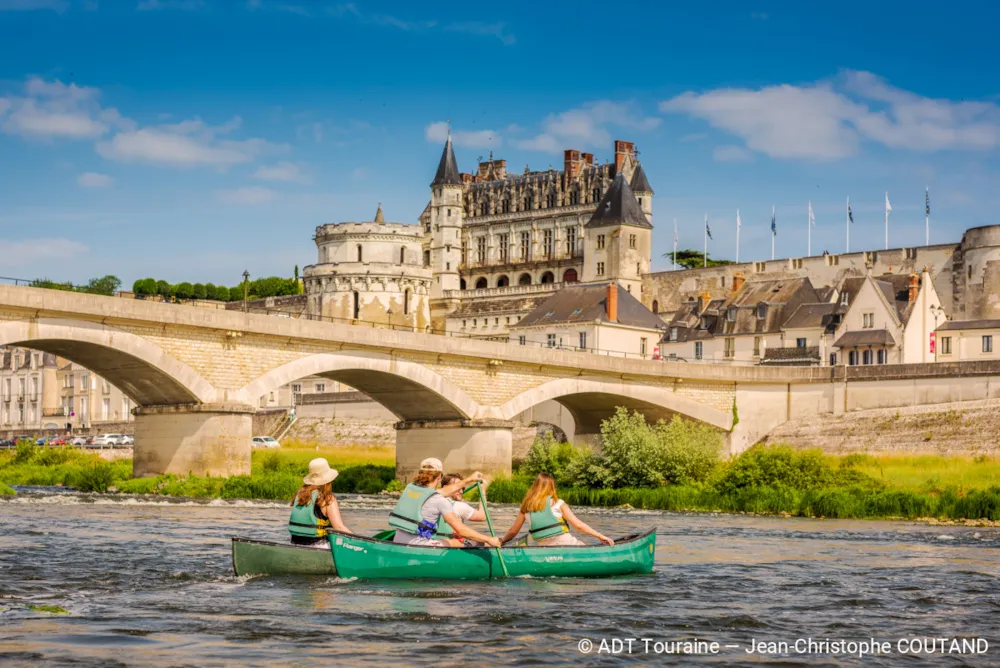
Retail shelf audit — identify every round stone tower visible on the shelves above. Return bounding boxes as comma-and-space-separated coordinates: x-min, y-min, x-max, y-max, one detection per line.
303, 205, 431, 329
953, 224, 1000, 320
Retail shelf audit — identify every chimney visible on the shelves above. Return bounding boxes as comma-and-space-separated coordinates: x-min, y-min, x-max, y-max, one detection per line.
564, 150, 581, 181
908, 271, 919, 302
581, 152, 594, 166
732, 272, 746, 293
606, 282, 618, 322
613, 139, 634, 172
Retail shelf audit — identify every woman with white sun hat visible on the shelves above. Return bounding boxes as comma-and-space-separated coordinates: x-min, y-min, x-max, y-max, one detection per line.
287, 458, 353, 547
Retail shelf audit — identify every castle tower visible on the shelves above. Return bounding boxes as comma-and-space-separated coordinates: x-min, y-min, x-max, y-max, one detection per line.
429, 135, 464, 299
581, 171, 652, 295
629, 163, 654, 225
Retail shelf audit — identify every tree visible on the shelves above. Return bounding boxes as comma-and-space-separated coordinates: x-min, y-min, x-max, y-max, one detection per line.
82, 275, 121, 296
205, 283, 217, 300
229, 286, 243, 302
211, 284, 230, 301
663, 249, 735, 270
157, 280, 173, 299
249, 276, 298, 298
192, 283, 207, 300
175, 282, 194, 300
133, 278, 157, 296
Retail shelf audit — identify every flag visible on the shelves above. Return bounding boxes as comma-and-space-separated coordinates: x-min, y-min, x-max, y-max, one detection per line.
926, 187, 930, 216
808, 201, 815, 227
885, 192, 892, 214
770, 207, 776, 236
848, 200, 854, 224
705, 216, 713, 240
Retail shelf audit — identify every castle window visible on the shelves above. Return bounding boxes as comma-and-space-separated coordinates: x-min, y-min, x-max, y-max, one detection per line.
592, 188, 601, 202
499, 234, 509, 263
566, 227, 577, 255
423, 250, 430, 267
541, 271, 554, 284
475, 277, 488, 289
597, 235, 605, 250
596, 262, 605, 276
520, 232, 530, 261
476, 237, 487, 264
652, 300, 659, 314
497, 275, 509, 287
569, 191, 578, 205
629, 234, 636, 249
637, 262, 641, 276
447, 209, 451, 218
352, 291, 360, 320
400, 247, 406, 264
518, 273, 532, 286
481, 202, 488, 216
404, 289, 410, 315
546, 193, 555, 208
638, 197, 643, 206
543, 230, 553, 258
502, 199, 510, 213
357, 245, 363, 262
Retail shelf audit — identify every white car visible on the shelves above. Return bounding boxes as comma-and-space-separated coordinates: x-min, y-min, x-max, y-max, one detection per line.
251, 436, 280, 448
91, 434, 125, 448
69, 436, 89, 446
120, 434, 135, 446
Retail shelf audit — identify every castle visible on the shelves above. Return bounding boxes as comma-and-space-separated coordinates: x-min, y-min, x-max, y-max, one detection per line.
297, 135, 1000, 357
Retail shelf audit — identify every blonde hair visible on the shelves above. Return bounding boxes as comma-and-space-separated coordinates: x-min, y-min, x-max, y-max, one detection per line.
520, 473, 559, 513
413, 469, 442, 487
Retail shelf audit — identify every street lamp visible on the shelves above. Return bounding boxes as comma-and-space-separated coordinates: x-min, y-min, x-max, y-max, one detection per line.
386, 307, 393, 330
242, 270, 250, 314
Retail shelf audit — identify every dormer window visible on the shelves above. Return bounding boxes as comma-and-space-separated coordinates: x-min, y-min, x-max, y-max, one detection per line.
669, 327, 678, 342
840, 292, 849, 307
727, 307, 737, 322
757, 304, 767, 319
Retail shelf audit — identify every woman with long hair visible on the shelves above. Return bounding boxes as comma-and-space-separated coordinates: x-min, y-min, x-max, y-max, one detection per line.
499, 473, 614, 547
288, 458, 352, 547
389, 457, 501, 548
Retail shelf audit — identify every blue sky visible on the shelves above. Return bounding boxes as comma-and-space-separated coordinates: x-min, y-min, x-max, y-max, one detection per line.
2, 0, 999, 286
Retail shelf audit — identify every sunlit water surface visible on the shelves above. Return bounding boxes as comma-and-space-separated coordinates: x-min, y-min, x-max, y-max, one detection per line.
1, 490, 997, 666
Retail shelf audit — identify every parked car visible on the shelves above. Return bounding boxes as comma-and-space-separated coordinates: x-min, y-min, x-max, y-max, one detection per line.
69, 435, 89, 447
50, 436, 70, 446
35, 437, 48, 446
251, 436, 280, 449
120, 434, 134, 446
90, 434, 125, 448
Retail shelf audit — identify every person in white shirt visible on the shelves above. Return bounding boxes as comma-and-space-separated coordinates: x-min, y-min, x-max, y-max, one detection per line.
440, 473, 487, 523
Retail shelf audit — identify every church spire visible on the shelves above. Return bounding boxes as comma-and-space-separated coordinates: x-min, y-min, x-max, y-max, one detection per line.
431, 134, 462, 186
374, 203, 384, 223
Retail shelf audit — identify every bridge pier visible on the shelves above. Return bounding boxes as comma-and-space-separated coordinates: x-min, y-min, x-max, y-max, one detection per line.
133, 403, 255, 478
394, 419, 514, 480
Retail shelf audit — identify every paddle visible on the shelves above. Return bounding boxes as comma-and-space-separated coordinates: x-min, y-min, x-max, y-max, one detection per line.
475, 480, 510, 578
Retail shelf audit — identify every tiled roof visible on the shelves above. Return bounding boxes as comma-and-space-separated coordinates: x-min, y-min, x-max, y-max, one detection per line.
512, 281, 663, 330
431, 135, 462, 186
834, 329, 896, 348
629, 163, 653, 194
714, 278, 819, 336
782, 302, 845, 331
761, 346, 821, 365
584, 172, 651, 229
937, 318, 1000, 331
451, 294, 552, 318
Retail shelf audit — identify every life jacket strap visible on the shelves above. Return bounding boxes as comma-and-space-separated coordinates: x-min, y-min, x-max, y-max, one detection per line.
529, 522, 567, 536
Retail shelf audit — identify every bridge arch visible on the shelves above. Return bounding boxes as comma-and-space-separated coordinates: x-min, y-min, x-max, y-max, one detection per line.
498, 377, 732, 435
0, 318, 217, 405
237, 351, 481, 421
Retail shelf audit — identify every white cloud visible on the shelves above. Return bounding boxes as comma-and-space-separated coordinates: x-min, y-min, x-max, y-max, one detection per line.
253, 161, 308, 182
0, 77, 132, 140
660, 70, 1000, 160
0, 0, 67, 11
515, 100, 661, 153
445, 21, 515, 46
77, 172, 114, 187
713, 145, 753, 162
216, 186, 276, 205
0, 238, 88, 266
425, 121, 499, 149
97, 116, 287, 167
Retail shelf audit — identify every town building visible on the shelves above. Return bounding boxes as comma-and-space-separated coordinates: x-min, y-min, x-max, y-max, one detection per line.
0, 346, 60, 431
934, 319, 1000, 361
508, 281, 663, 357
56, 361, 134, 429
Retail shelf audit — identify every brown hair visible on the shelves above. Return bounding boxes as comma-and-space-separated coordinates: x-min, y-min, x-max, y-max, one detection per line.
441, 473, 462, 486
520, 473, 559, 514
412, 469, 442, 487
292, 483, 333, 508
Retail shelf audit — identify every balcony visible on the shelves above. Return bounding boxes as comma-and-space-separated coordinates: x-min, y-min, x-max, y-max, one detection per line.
42, 408, 64, 417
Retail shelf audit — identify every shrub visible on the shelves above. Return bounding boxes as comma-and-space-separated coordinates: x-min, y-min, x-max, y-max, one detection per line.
518, 433, 585, 481
75, 463, 116, 493
0, 482, 15, 496
655, 415, 723, 485
717, 445, 834, 494
332, 465, 395, 494
81, 275, 121, 296
12, 439, 38, 465
384, 478, 403, 493
598, 407, 667, 488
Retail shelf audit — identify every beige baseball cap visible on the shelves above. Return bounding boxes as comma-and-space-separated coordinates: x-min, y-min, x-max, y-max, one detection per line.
419, 457, 444, 472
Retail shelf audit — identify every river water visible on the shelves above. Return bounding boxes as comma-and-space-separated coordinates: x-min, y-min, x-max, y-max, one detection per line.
0, 491, 997, 666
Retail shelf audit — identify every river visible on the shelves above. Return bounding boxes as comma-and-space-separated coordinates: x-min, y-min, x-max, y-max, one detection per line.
0, 490, 997, 666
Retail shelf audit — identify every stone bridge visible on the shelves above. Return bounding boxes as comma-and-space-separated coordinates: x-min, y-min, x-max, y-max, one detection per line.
3, 285, 999, 479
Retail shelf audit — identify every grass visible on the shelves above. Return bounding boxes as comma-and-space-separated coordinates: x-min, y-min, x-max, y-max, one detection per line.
0, 482, 15, 495
28, 605, 69, 615
843, 454, 1000, 494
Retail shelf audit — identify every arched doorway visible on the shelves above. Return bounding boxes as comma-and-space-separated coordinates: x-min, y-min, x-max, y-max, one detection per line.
652, 300, 659, 314
496, 275, 509, 288
540, 271, 555, 284
518, 273, 532, 286
475, 277, 488, 289
562, 268, 578, 283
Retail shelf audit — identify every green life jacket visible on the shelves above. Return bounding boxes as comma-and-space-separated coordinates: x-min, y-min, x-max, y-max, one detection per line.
527, 496, 569, 540
435, 499, 456, 537
389, 484, 444, 539
288, 490, 331, 538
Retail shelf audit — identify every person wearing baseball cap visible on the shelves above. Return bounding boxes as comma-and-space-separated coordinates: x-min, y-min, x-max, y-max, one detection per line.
388, 458, 501, 548
288, 458, 353, 547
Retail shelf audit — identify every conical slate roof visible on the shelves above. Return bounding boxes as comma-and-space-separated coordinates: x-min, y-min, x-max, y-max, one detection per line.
374, 203, 384, 223
431, 135, 462, 186
585, 172, 652, 229
630, 163, 653, 194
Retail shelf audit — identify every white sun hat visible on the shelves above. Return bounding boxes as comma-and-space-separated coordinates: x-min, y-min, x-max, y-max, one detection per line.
419, 457, 444, 472
303, 458, 339, 486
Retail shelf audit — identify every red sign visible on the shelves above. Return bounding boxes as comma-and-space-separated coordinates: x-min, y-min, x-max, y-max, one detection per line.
929, 332, 936, 354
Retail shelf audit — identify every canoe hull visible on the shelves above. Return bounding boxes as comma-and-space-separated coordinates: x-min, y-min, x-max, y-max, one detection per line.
231, 537, 336, 577
330, 529, 656, 580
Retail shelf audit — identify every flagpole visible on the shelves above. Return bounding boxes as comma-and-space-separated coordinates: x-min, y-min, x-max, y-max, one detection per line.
703, 214, 708, 268
673, 217, 678, 270
736, 209, 741, 264
884, 191, 889, 250
925, 187, 930, 246
807, 201, 811, 257
771, 205, 775, 261
846, 196, 850, 254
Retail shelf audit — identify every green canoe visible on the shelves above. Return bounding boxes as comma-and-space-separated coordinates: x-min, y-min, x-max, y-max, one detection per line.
232, 537, 338, 577
329, 528, 656, 580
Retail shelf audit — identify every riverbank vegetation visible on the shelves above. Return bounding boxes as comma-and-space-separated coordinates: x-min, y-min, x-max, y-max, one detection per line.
1, 415, 998, 521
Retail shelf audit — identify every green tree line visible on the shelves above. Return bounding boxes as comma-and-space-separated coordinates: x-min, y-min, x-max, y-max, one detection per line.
131, 275, 302, 301
30, 275, 121, 296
